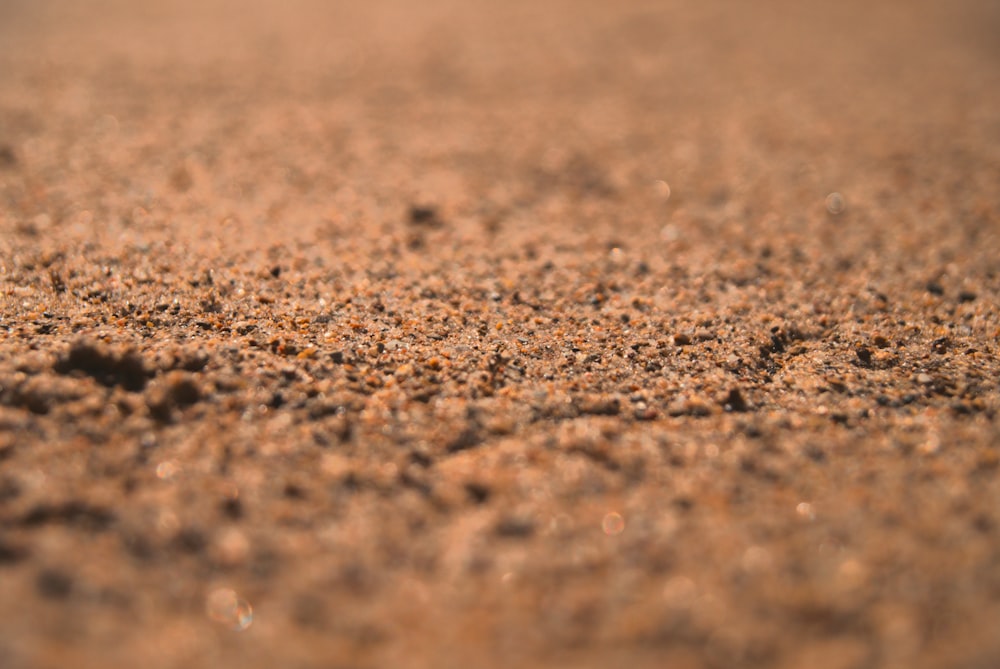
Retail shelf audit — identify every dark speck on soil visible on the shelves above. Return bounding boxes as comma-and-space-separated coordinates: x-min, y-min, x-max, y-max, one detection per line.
0, 145, 16, 168
408, 205, 442, 227
495, 515, 535, 538
958, 290, 977, 303
722, 388, 749, 412
35, 568, 74, 600
856, 346, 873, 367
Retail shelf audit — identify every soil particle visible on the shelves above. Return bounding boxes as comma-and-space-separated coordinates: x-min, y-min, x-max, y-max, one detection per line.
146, 370, 203, 421
957, 290, 977, 303
408, 205, 442, 227
721, 388, 750, 412
219, 496, 244, 520
855, 346, 873, 367
20, 501, 116, 531
931, 337, 950, 354
464, 482, 491, 504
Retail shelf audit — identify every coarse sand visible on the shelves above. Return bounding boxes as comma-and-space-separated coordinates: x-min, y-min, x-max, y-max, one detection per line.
1, 1, 1000, 667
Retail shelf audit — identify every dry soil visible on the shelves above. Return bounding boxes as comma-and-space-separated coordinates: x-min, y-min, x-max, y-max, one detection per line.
1, 1, 1000, 668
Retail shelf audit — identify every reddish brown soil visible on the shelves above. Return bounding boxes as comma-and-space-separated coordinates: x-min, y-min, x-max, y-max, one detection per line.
2, 1, 1000, 667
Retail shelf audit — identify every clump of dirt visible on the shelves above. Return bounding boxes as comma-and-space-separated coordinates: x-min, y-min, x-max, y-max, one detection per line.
53, 340, 150, 392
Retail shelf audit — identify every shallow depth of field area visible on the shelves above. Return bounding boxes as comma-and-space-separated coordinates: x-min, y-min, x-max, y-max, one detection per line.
1, 2, 999, 668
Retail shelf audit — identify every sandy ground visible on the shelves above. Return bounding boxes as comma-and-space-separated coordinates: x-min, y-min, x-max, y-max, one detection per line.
1, 1, 1000, 667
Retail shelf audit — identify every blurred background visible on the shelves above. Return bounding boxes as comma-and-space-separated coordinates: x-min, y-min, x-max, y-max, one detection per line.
1, 0, 998, 259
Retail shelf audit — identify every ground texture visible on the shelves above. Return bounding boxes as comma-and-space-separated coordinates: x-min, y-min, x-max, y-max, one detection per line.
1, 1, 1000, 667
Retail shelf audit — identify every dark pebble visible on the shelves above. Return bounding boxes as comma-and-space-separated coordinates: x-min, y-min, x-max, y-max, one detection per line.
220, 497, 243, 520
408, 205, 441, 227
951, 402, 975, 416
21, 501, 115, 531
167, 374, 202, 406
722, 388, 749, 412
855, 346, 873, 366
283, 482, 307, 499
464, 482, 491, 504
146, 371, 203, 421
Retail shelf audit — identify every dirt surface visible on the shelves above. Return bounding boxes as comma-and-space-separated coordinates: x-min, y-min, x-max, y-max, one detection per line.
2, 1, 1000, 667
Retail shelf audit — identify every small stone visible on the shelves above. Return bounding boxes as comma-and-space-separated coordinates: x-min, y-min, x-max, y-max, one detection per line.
464, 482, 491, 504
146, 371, 203, 421
408, 205, 442, 227
916, 373, 933, 385
855, 346, 873, 366
220, 496, 243, 520
722, 388, 749, 412
931, 338, 950, 354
